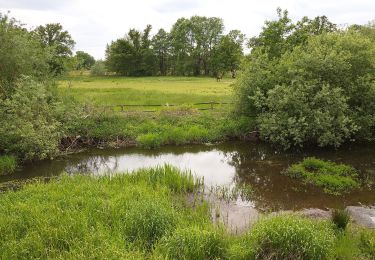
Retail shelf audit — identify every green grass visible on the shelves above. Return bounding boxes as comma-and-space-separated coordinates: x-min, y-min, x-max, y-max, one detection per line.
0, 155, 17, 175
0, 165, 374, 259
58, 75, 254, 148
59, 76, 234, 106
284, 157, 360, 195
66, 107, 255, 148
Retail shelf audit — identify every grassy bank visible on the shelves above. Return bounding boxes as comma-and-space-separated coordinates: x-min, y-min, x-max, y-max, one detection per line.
0, 166, 374, 259
57, 75, 255, 150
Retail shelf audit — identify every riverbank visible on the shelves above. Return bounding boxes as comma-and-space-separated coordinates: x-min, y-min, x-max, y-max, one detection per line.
0, 165, 374, 259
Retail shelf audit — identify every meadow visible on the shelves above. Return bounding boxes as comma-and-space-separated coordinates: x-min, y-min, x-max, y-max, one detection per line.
59, 75, 234, 107
58, 75, 254, 149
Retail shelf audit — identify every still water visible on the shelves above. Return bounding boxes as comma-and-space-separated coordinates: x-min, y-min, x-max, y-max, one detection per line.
1, 142, 375, 210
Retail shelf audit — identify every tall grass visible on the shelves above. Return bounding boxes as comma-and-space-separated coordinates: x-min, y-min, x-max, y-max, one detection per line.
0, 155, 17, 175
0, 165, 373, 259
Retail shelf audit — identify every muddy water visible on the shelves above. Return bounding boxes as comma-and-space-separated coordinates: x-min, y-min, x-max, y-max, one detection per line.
1, 142, 375, 210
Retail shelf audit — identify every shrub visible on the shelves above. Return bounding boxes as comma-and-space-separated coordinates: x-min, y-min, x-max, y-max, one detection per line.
123, 199, 177, 249
0, 78, 62, 160
0, 155, 17, 175
284, 157, 359, 195
244, 215, 335, 260
331, 209, 350, 230
154, 227, 228, 259
90, 60, 106, 76
236, 30, 375, 149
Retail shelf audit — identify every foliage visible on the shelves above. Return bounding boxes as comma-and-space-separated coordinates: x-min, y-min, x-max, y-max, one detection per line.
242, 215, 335, 260
74, 51, 95, 70
33, 23, 75, 75
0, 13, 50, 97
90, 60, 106, 76
106, 25, 156, 76
236, 21, 375, 148
154, 227, 228, 259
0, 155, 17, 175
211, 30, 245, 78
105, 16, 244, 77
0, 78, 62, 160
284, 157, 359, 195
332, 209, 350, 230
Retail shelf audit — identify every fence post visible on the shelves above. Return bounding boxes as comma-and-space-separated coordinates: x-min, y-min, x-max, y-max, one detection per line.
210, 101, 214, 110
120, 105, 124, 112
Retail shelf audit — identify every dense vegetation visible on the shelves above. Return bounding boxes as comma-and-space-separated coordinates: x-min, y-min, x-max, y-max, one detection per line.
105, 16, 244, 77
0, 165, 374, 259
235, 9, 375, 149
284, 157, 360, 195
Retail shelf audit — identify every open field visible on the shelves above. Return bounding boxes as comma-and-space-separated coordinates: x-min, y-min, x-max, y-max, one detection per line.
59, 76, 234, 107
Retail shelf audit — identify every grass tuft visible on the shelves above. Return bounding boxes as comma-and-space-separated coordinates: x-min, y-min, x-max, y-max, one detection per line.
0, 155, 17, 175
284, 157, 359, 195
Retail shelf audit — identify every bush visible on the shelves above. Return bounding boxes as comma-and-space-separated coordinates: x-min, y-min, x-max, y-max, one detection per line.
244, 215, 335, 260
236, 30, 375, 148
0, 155, 17, 175
123, 199, 177, 249
90, 60, 106, 76
331, 209, 350, 230
284, 157, 359, 195
0, 78, 62, 160
154, 227, 228, 259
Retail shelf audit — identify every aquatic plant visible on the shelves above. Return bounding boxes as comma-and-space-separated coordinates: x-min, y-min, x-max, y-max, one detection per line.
0, 155, 17, 175
284, 157, 359, 195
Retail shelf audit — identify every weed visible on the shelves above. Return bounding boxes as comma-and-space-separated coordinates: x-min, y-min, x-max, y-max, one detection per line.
332, 209, 350, 230
0, 155, 17, 175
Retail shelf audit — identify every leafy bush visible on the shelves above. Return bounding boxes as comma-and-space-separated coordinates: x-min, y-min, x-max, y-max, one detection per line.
236, 29, 375, 148
154, 227, 228, 259
0, 78, 62, 160
0, 155, 17, 175
90, 60, 106, 76
243, 215, 335, 260
331, 209, 350, 230
284, 157, 359, 195
123, 199, 177, 249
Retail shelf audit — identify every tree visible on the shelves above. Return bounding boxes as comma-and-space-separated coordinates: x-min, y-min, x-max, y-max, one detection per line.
33, 23, 75, 75
152, 29, 170, 75
211, 30, 245, 78
0, 13, 49, 98
248, 8, 336, 59
106, 25, 156, 76
75, 51, 95, 70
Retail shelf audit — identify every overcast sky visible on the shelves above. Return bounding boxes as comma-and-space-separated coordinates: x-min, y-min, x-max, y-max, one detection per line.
1, 0, 374, 59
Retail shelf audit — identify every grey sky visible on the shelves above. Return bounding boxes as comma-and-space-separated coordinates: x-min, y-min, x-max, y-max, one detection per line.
1, 0, 374, 59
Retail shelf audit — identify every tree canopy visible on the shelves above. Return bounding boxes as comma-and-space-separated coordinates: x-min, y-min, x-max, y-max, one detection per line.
105, 16, 245, 77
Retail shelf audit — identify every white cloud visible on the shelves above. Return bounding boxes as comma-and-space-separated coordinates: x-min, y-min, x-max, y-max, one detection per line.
1, 0, 374, 59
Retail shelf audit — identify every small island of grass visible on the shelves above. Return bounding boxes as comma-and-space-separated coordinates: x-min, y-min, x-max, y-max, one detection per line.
284, 157, 360, 195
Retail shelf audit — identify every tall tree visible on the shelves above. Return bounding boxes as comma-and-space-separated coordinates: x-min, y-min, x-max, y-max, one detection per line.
152, 29, 170, 75
106, 25, 156, 76
33, 23, 75, 75
75, 51, 95, 70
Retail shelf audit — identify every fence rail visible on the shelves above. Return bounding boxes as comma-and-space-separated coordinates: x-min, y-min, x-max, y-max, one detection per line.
103, 101, 233, 112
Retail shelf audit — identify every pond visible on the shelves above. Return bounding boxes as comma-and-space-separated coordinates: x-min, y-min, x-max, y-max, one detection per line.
1, 142, 375, 211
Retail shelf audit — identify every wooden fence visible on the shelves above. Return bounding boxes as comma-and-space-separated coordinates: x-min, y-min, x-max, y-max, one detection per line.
104, 101, 233, 112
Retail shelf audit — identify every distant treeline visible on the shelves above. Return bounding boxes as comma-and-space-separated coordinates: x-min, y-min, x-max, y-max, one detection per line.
105, 16, 245, 77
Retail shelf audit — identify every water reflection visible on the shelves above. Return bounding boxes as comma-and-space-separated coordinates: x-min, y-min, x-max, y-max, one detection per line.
1, 142, 375, 210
